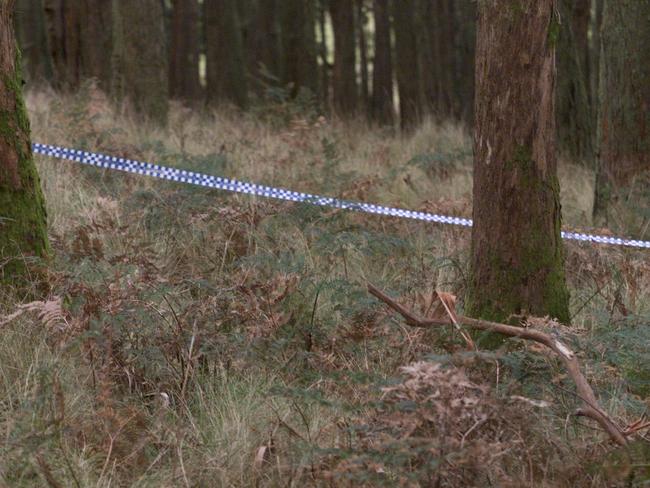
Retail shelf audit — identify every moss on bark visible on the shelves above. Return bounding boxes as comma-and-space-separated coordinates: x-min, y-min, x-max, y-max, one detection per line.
467, 0, 570, 348
0, 43, 49, 283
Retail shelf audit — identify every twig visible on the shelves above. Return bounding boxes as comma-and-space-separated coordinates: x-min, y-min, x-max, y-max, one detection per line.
367, 283, 628, 446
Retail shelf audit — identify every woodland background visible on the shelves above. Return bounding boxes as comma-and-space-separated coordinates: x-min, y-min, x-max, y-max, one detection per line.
0, 0, 649, 486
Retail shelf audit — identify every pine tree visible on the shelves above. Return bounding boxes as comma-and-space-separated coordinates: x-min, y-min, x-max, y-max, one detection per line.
14, 0, 52, 83
204, 0, 249, 109
593, 0, 650, 224
329, 0, 357, 116
370, 0, 394, 126
556, 0, 593, 163
169, 0, 201, 102
393, 0, 421, 130
112, 0, 169, 123
280, 0, 319, 99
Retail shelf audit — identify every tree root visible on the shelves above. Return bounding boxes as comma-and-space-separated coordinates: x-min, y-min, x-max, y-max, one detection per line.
367, 283, 628, 446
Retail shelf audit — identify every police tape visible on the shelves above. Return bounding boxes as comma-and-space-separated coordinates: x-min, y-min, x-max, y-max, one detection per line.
32, 142, 650, 250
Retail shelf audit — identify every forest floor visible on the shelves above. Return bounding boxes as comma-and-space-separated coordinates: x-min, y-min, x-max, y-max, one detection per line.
1, 85, 649, 486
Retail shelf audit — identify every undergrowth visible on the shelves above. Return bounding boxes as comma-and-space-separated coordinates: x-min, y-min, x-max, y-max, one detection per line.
0, 84, 648, 486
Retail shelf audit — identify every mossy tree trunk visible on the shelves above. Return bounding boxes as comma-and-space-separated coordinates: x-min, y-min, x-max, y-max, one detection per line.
370, 0, 394, 126
169, 0, 201, 102
593, 0, 650, 225
466, 0, 570, 341
280, 0, 319, 100
329, 0, 357, 116
556, 0, 593, 164
111, 0, 168, 124
14, 0, 53, 83
0, 0, 49, 282
204, 0, 248, 109
393, 0, 421, 131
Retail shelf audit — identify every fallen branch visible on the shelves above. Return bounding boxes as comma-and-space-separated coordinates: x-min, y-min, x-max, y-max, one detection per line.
367, 283, 628, 446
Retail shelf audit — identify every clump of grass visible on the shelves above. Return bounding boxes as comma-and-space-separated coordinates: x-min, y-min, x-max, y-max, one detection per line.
0, 87, 647, 486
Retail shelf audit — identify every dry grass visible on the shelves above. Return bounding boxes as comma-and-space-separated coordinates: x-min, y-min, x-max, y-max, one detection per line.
0, 85, 648, 487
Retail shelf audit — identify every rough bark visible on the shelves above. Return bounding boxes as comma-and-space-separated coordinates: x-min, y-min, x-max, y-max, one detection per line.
112, 0, 168, 124
204, 0, 248, 109
466, 0, 570, 342
169, 0, 201, 102
0, 1, 50, 282
393, 0, 421, 131
280, 0, 319, 100
370, 0, 394, 126
556, 0, 593, 163
593, 0, 650, 224
329, 0, 357, 116
13, 0, 53, 83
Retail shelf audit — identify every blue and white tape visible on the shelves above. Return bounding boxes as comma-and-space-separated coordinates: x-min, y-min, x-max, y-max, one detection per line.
32, 142, 650, 250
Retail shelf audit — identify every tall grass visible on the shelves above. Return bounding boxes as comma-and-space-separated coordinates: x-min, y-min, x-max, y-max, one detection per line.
0, 85, 648, 486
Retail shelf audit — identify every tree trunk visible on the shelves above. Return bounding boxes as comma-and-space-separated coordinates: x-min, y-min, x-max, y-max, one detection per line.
169, 0, 201, 102
356, 0, 369, 113
556, 0, 593, 163
42, 0, 112, 90
279, 0, 319, 101
0, 1, 50, 282
370, 0, 393, 126
593, 0, 650, 225
318, 0, 330, 108
452, 0, 475, 125
112, 0, 168, 124
80, 0, 112, 89
14, 0, 52, 83
466, 0, 570, 340
393, 0, 421, 131
247, 0, 281, 95
204, 0, 248, 109
43, 0, 81, 88
329, 0, 357, 116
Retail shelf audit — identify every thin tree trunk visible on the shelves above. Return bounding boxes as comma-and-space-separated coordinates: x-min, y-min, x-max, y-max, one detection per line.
14, 0, 53, 83
204, 0, 248, 109
370, 0, 394, 126
318, 0, 330, 108
393, 0, 421, 131
329, 0, 357, 116
247, 0, 281, 95
280, 0, 319, 99
0, 1, 50, 282
593, 0, 650, 225
452, 0, 475, 125
556, 0, 593, 164
466, 0, 570, 342
356, 0, 369, 113
43, 0, 82, 88
112, 0, 169, 123
169, 0, 201, 102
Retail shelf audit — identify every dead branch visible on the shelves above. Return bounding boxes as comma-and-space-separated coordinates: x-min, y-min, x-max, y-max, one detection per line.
367, 283, 628, 446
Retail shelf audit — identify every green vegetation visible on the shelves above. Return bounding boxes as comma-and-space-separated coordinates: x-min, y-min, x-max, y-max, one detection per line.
1, 89, 648, 486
